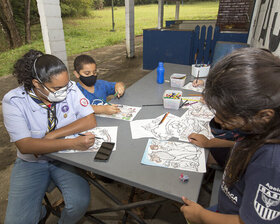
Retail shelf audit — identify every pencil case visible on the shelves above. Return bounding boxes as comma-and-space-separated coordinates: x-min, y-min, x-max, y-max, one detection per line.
191, 64, 210, 78
163, 90, 182, 110
170, 73, 186, 88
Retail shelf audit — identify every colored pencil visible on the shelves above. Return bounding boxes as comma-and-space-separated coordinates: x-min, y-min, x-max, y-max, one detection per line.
195, 70, 200, 84
185, 101, 198, 106
78, 133, 102, 139
158, 112, 169, 125
187, 94, 202, 96
113, 91, 119, 99
142, 104, 163, 107
179, 99, 188, 108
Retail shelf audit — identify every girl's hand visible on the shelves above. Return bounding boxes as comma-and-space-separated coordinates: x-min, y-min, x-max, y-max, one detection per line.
188, 133, 210, 148
180, 196, 204, 224
115, 82, 125, 97
192, 79, 204, 87
73, 132, 95, 151
104, 104, 121, 115
200, 97, 205, 104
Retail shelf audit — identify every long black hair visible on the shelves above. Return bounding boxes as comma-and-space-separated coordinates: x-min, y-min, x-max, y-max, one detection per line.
13, 49, 67, 91
203, 48, 280, 187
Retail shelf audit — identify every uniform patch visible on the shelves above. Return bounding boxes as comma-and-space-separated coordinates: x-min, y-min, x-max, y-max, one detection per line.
254, 184, 280, 220
80, 98, 89, 107
61, 105, 69, 113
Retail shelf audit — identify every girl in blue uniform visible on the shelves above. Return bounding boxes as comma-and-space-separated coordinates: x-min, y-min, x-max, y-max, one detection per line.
73, 54, 125, 115
3, 49, 97, 224
181, 48, 280, 224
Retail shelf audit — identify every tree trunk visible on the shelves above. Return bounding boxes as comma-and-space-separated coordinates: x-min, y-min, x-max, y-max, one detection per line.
0, 16, 12, 47
0, 0, 22, 48
24, 0, 31, 43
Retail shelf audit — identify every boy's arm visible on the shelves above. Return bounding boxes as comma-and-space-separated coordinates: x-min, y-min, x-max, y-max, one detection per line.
188, 133, 235, 148
91, 105, 120, 115
115, 82, 125, 97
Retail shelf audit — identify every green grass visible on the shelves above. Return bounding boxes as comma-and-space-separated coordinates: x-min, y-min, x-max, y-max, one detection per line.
0, 2, 218, 77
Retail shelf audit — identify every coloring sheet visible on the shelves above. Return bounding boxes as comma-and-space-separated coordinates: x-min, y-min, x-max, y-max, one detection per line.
182, 82, 204, 93
130, 118, 155, 139
96, 105, 141, 121
130, 113, 181, 140
141, 139, 206, 173
178, 117, 213, 142
60, 126, 118, 153
182, 102, 214, 121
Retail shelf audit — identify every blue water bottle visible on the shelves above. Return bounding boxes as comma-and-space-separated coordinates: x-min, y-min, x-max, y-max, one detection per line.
157, 62, 165, 84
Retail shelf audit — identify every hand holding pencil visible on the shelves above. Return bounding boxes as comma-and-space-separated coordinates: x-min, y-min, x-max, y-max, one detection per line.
192, 79, 204, 87
115, 82, 125, 98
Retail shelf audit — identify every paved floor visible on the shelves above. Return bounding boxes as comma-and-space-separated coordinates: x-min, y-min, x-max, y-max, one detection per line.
0, 36, 211, 224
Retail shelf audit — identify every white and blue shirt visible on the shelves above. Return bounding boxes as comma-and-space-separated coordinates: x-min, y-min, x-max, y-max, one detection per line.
2, 81, 94, 162
77, 80, 116, 105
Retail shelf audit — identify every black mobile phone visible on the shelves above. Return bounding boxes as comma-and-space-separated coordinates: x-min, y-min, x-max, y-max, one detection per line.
94, 142, 115, 162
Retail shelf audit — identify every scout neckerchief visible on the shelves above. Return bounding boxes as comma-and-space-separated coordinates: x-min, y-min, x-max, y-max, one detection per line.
28, 91, 57, 132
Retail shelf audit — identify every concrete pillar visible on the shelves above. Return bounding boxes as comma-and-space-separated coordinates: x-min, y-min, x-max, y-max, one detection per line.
36, 0, 68, 67
158, 0, 164, 29
125, 0, 135, 58
175, 1, 180, 20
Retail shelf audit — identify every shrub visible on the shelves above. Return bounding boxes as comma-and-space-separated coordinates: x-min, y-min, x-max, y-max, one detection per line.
60, 0, 92, 17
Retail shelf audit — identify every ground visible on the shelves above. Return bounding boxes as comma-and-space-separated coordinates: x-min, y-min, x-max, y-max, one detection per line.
0, 36, 211, 223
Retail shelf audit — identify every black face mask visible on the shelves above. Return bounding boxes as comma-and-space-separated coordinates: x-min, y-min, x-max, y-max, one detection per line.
79, 74, 97, 87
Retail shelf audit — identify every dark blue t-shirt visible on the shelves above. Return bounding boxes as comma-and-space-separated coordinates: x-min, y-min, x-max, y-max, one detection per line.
77, 80, 116, 105
218, 144, 280, 223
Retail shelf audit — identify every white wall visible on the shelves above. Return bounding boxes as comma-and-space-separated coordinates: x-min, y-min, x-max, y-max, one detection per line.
248, 0, 280, 56
36, 0, 68, 67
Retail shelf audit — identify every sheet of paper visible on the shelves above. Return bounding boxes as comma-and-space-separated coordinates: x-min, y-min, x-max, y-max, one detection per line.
96, 105, 141, 121
182, 82, 204, 93
130, 113, 181, 140
182, 102, 214, 121
141, 139, 206, 173
178, 117, 213, 142
130, 118, 155, 139
60, 126, 118, 153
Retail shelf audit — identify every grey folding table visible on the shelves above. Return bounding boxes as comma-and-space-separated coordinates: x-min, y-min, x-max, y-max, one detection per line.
47, 63, 208, 223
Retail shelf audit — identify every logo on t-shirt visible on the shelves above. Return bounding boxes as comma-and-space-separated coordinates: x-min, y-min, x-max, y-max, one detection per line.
92, 99, 104, 105
254, 183, 280, 220
80, 98, 89, 107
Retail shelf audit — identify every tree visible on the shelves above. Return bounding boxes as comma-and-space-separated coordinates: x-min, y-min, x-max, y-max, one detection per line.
24, 0, 31, 43
0, 0, 22, 48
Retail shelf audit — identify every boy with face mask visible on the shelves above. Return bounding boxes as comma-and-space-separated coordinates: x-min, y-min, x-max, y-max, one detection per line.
73, 55, 125, 115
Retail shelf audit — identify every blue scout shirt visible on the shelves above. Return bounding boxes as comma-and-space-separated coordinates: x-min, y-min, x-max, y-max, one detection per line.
218, 144, 280, 223
77, 80, 116, 105
2, 81, 94, 162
